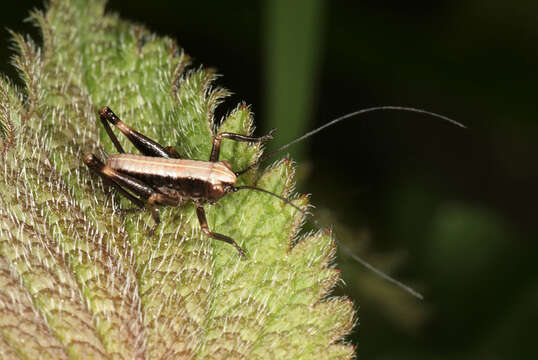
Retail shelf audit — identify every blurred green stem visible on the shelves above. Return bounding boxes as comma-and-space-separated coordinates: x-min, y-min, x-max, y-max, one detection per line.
264, 0, 326, 161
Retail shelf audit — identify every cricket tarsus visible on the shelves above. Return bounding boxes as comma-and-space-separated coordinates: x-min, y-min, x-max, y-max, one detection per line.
196, 204, 247, 259
210, 129, 275, 162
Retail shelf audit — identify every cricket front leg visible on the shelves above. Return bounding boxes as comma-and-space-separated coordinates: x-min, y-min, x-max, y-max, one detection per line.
209, 129, 275, 162
195, 205, 247, 259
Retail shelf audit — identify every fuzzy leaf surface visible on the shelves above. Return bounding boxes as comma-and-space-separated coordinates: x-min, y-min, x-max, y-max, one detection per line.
0, 0, 355, 359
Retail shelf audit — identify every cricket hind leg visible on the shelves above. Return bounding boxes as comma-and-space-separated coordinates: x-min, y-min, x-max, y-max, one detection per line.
83, 153, 179, 235
83, 153, 146, 208
195, 204, 247, 259
209, 129, 275, 162
98, 106, 181, 159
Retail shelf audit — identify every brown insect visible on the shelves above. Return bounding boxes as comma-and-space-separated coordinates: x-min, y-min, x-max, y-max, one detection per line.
84, 106, 464, 297
84, 106, 285, 259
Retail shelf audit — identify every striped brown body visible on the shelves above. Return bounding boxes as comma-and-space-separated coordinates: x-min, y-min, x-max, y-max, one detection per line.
107, 154, 237, 201
84, 106, 277, 259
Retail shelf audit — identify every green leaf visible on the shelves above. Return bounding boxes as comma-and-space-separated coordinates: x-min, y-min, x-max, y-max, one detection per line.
0, 0, 355, 358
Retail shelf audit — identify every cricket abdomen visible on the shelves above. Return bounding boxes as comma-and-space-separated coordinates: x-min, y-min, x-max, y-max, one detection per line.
106, 154, 236, 200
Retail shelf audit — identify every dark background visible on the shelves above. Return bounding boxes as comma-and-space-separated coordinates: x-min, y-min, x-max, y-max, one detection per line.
2, 1, 536, 359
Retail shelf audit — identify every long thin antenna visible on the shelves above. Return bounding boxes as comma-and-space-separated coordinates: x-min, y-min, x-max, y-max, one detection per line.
337, 241, 424, 300
236, 106, 465, 176
233, 185, 424, 300
233, 106, 464, 298
233, 186, 308, 215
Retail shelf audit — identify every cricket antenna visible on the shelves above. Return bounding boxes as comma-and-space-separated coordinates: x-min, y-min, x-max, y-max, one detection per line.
233, 185, 309, 215
235, 106, 465, 176
337, 241, 424, 300
233, 185, 425, 300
